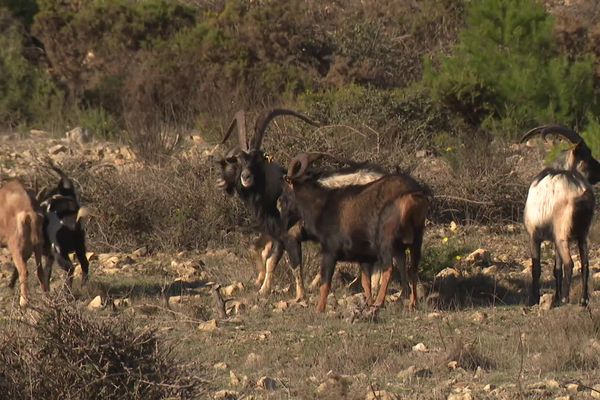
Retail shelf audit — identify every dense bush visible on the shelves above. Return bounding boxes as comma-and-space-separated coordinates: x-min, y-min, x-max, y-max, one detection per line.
0, 8, 60, 128
425, 0, 599, 137
0, 296, 201, 399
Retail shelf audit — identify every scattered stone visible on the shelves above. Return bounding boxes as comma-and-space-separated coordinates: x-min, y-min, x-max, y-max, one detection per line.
198, 319, 219, 332
473, 366, 484, 380
447, 361, 459, 370
113, 298, 130, 308
482, 265, 498, 275
465, 248, 492, 266
483, 384, 496, 392
412, 342, 427, 352
87, 295, 103, 310
222, 282, 244, 297
315, 374, 350, 398
472, 311, 487, 323
447, 392, 473, 400
565, 383, 580, 393
49, 144, 67, 155
132, 246, 148, 257
555, 396, 571, 400
213, 389, 239, 400
427, 312, 442, 320
544, 379, 560, 390
591, 384, 600, 399
539, 293, 555, 311
274, 300, 289, 311
168, 295, 183, 305
229, 370, 240, 386
213, 362, 228, 370
366, 390, 398, 400
66, 126, 92, 144
256, 376, 278, 391
436, 268, 461, 279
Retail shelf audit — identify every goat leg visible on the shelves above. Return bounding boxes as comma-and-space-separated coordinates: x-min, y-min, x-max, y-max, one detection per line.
578, 240, 590, 306
528, 238, 542, 306
317, 253, 336, 313
258, 241, 283, 297
75, 247, 90, 285
552, 250, 563, 306
360, 263, 373, 306
555, 239, 574, 304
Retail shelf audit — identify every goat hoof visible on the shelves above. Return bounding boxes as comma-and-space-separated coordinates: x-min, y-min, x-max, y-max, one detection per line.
580, 298, 589, 307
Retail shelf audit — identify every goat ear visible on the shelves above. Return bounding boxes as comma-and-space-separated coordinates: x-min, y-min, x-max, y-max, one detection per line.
289, 160, 303, 178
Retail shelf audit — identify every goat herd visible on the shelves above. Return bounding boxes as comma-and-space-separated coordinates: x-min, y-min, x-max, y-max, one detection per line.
1, 109, 599, 315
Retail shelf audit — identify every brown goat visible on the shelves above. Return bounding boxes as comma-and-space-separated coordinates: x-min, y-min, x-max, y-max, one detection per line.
281, 153, 430, 312
0, 180, 45, 306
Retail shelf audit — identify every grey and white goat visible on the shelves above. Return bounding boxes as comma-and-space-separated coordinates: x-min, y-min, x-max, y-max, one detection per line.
521, 125, 600, 307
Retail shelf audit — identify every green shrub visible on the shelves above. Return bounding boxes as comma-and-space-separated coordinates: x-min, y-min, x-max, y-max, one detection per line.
0, 8, 61, 128
425, 0, 598, 138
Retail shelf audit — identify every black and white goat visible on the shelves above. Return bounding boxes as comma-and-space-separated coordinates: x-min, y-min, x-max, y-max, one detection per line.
521, 125, 600, 307
281, 153, 430, 312
37, 165, 90, 290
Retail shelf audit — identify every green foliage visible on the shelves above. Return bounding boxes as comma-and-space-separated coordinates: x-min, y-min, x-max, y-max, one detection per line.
582, 114, 600, 159
425, 0, 598, 138
420, 231, 473, 280
0, 8, 60, 128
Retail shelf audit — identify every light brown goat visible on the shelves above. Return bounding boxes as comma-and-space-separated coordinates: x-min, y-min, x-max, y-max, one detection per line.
0, 180, 45, 306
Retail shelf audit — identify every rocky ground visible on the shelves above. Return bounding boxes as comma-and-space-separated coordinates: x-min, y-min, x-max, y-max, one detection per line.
1, 129, 600, 399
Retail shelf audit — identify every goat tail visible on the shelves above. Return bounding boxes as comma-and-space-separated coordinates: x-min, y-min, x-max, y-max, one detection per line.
398, 192, 430, 245
16, 211, 44, 248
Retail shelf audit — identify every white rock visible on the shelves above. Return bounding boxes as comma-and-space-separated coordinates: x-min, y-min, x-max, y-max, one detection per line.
213, 389, 239, 400
198, 319, 218, 332
87, 295, 103, 310
412, 342, 427, 352
213, 362, 228, 370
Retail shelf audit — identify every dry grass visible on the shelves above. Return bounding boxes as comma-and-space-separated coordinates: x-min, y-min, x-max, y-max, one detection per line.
0, 294, 203, 400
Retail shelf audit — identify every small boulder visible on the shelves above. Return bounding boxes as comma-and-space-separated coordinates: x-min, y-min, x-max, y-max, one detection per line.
412, 342, 428, 352
465, 248, 492, 266
66, 126, 92, 144
256, 376, 278, 391
198, 319, 219, 332
49, 144, 67, 155
366, 390, 398, 400
87, 295, 103, 310
539, 293, 555, 311
436, 268, 461, 279
213, 390, 239, 400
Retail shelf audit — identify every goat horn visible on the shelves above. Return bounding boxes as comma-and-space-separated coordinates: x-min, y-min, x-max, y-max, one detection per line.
520, 125, 584, 145
252, 109, 320, 149
287, 152, 323, 179
36, 186, 48, 204
221, 110, 249, 151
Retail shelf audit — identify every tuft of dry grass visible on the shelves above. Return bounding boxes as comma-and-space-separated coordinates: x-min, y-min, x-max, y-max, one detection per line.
0, 294, 203, 400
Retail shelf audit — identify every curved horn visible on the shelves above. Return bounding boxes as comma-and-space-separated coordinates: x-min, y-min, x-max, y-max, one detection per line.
221, 110, 248, 151
252, 108, 320, 149
520, 125, 584, 145
286, 153, 323, 179
36, 186, 48, 204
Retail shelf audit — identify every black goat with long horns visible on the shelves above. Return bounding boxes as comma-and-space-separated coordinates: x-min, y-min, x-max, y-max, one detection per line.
215, 109, 320, 301
521, 125, 600, 307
